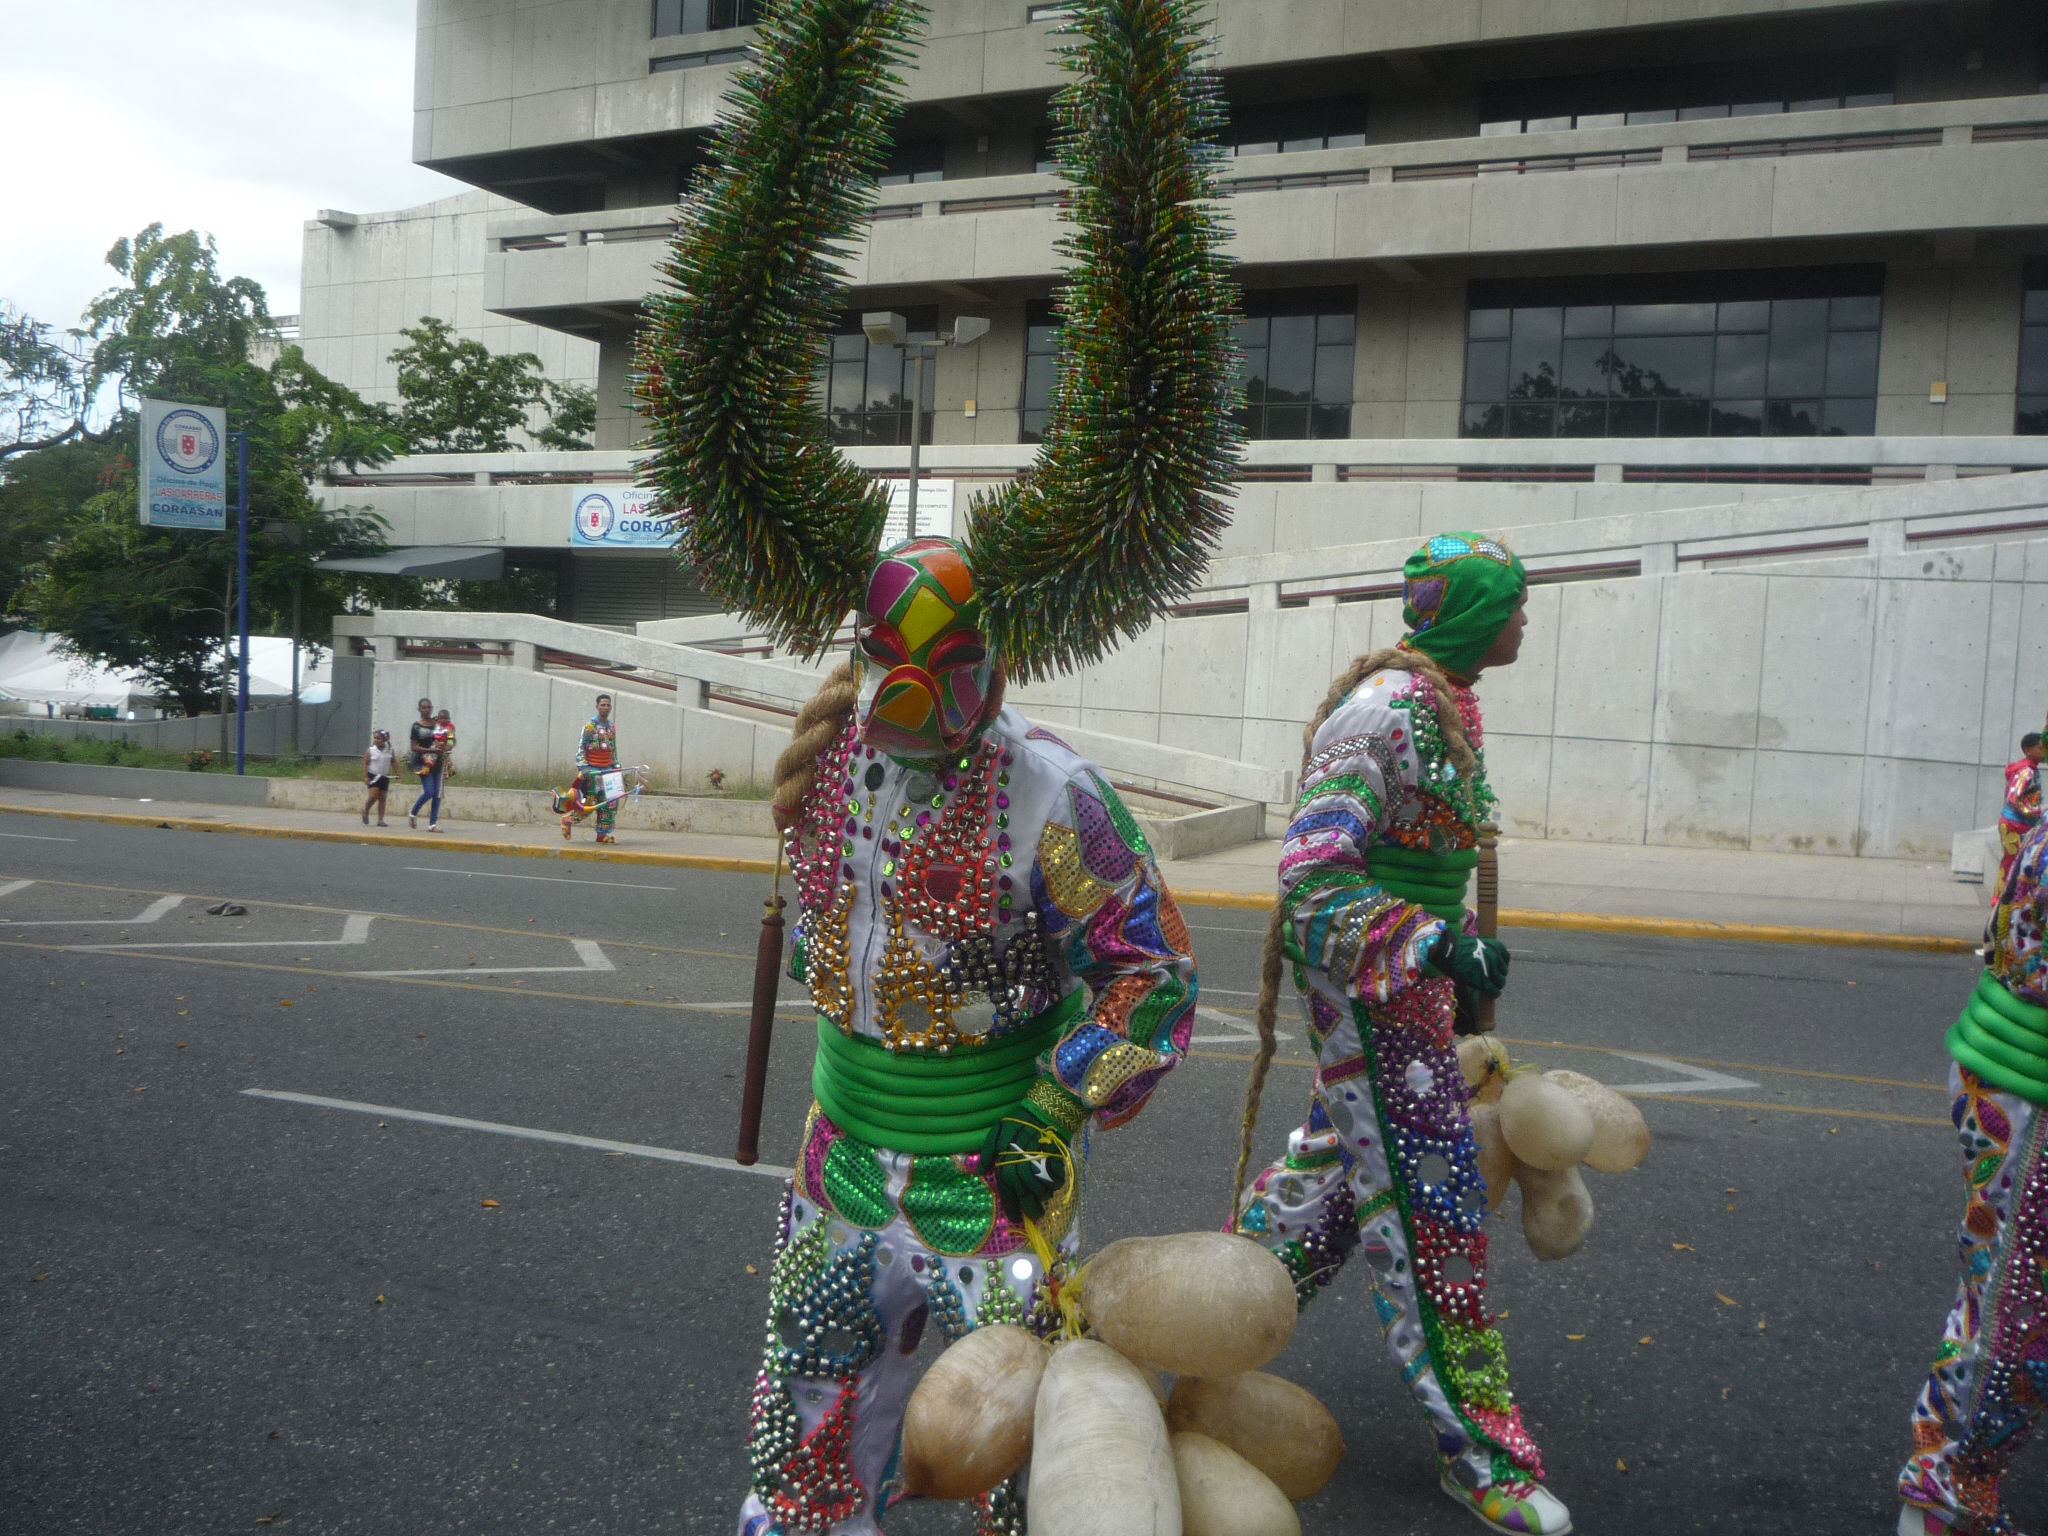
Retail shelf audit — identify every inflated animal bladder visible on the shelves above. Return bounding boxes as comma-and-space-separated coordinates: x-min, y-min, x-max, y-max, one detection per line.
901, 1323, 1049, 1500
1027, 1340, 1179, 1536
1497, 1072, 1595, 1172
1082, 1232, 1297, 1376
1165, 1372, 1344, 1500
1542, 1068, 1651, 1172
1171, 1431, 1300, 1536
1467, 1100, 1516, 1216
1515, 1162, 1595, 1260
1455, 1035, 1511, 1103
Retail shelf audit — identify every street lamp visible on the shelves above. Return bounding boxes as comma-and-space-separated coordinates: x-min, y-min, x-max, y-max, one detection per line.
860, 311, 990, 538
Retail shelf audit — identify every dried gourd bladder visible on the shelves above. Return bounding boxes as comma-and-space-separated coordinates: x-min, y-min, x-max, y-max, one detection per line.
1467, 1100, 1515, 1216
1515, 1162, 1595, 1260
1165, 1371, 1344, 1500
1171, 1431, 1300, 1536
900, 1323, 1048, 1500
1541, 1068, 1651, 1172
1455, 1035, 1511, 1104
1082, 1232, 1297, 1377
1027, 1340, 1179, 1536
1497, 1071, 1595, 1172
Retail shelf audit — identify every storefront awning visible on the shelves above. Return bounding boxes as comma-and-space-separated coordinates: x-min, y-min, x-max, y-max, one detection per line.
316, 546, 506, 580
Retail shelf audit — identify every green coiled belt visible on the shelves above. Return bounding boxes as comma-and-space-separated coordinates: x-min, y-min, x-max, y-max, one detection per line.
811, 989, 1084, 1154
1948, 970, 2048, 1105
1367, 844, 1477, 924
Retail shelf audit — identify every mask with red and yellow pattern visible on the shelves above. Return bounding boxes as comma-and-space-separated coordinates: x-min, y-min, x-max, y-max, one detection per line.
853, 537, 999, 760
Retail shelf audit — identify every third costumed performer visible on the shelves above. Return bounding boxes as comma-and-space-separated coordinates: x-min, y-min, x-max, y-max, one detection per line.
1230, 534, 1572, 1535
632, 1, 1238, 1532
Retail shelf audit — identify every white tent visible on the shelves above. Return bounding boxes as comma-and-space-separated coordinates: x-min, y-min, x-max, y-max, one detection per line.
0, 631, 332, 711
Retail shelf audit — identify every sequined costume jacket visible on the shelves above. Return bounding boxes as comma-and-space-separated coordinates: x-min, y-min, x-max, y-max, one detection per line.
1281, 665, 1495, 1005
576, 717, 617, 773
1989, 824, 2048, 1007
784, 705, 1197, 1131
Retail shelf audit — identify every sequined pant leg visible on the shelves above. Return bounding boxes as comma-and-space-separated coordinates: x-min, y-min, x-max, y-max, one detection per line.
1900, 1063, 2048, 1528
737, 1184, 1053, 1536
595, 788, 617, 835
1235, 979, 1542, 1486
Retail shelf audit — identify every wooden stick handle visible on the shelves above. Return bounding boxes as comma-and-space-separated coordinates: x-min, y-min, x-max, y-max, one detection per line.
1475, 824, 1499, 1034
734, 892, 787, 1166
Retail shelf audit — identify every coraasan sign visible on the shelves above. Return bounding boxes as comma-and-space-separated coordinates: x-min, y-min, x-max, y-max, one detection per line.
570, 488, 675, 548
139, 397, 228, 530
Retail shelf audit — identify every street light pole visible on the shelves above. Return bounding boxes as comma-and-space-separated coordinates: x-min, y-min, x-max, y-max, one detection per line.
860, 312, 989, 544
231, 430, 250, 776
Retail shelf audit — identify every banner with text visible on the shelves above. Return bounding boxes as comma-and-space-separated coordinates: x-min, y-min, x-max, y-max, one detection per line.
570, 486, 675, 548
880, 478, 954, 548
139, 397, 227, 530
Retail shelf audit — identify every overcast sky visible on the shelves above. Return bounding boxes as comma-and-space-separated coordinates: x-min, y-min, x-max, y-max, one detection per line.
2, 0, 461, 330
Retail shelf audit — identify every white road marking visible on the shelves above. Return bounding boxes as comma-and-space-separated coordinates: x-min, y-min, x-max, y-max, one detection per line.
241, 1089, 793, 1178
404, 865, 676, 893
1602, 1053, 1761, 1095
70, 912, 378, 952
357, 936, 616, 979
0, 879, 35, 899
1189, 1007, 1293, 1046
0, 893, 183, 928
0, 832, 75, 842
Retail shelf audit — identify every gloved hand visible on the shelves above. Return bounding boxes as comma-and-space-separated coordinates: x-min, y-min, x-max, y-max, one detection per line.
1422, 927, 1510, 999
978, 1102, 1073, 1225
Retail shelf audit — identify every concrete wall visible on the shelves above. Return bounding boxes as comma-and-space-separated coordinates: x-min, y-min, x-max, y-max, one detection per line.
1004, 535, 2048, 861
1, 658, 373, 761
300, 191, 598, 411
367, 657, 791, 792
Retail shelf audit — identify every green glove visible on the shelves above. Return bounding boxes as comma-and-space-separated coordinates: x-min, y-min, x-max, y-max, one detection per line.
1423, 928, 1509, 999
978, 1102, 1073, 1225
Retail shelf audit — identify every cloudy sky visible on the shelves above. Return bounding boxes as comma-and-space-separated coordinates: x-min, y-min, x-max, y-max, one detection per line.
2, 0, 461, 330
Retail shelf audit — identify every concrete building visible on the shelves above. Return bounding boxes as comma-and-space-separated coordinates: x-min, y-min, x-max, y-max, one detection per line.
305, 0, 2048, 855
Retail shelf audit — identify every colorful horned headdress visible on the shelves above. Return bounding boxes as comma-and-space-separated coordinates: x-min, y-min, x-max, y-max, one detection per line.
635, 0, 1240, 686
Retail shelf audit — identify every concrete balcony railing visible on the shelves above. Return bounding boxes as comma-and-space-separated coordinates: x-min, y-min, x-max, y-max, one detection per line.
320, 437, 2048, 557
484, 93, 2048, 324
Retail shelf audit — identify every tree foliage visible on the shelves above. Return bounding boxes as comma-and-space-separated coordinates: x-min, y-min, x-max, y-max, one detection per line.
4, 224, 395, 716
2, 303, 104, 461
389, 316, 593, 453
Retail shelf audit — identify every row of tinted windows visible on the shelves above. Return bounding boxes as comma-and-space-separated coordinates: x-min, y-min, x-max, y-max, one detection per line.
2022, 260, 2048, 436
1479, 50, 1895, 135
652, 0, 758, 37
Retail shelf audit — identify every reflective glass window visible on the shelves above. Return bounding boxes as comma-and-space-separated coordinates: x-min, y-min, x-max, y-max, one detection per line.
812, 307, 937, 446
2020, 260, 2048, 435
652, 0, 760, 37
1462, 268, 1883, 439
1236, 287, 1356, 440
1020, 299, 1061, 443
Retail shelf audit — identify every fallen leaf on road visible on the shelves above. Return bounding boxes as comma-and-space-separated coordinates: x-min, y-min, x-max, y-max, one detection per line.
481, 1198, 500, 1208
745, 1264, 757, 1274
1672, 1242, 1692, 1251
1725, 1188, 1738, 1194
278, 1000, 293, 1008
33, 1273, 49, 1282
132, 1086, 147, 1093
1716, 1293, 1738, 1306
1566, 1333, 1585, 1341
374, 1295, 384, 1304
1725, 1204, 1735, 1212
176, 1042, 187, 1049
1496, 1309, 1510, 1320
1723, 1386, 1732, 1398
176, 1011, 188, 1017
1616, 1459, 1628, 1472
1756, 1319, 1768, 1331
1638, 1336, 1653, 1346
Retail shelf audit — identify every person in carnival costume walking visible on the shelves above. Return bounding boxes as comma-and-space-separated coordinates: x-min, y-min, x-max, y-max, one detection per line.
558, 692, 622, 844
1230, 535, 1574, 1535
632, 2, 1238, 1531
1898, 811, 2048, 1536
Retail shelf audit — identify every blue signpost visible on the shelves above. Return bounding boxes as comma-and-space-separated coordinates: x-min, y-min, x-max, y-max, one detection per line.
230, 431, 250, 775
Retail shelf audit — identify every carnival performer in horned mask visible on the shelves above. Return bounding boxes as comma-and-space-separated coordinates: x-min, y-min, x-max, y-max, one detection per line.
633, 2, 1238, 1531
1230, 535, 1573, 1536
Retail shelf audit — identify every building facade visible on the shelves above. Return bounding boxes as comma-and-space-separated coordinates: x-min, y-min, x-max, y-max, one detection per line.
306, 0, 2048, 855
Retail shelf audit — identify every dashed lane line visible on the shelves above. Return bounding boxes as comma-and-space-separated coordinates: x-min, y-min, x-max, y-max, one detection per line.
72, 913, 377, 951
0, 832, 74, 842
357, 937, 615, 979
0, 879, 33, 898
242, 1089, 793, 1178
0, 893, 183, 928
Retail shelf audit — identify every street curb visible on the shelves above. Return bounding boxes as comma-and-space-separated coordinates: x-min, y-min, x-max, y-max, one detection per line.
0, 798, 1981, 952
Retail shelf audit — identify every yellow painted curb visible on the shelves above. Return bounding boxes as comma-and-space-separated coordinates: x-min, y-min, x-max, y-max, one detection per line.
0, 799, 1980, 953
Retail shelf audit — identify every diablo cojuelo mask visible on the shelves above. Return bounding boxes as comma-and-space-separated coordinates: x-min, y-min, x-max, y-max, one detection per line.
853, 537, 998, 759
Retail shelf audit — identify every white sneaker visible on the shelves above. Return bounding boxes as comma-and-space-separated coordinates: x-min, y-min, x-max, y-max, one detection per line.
1440, 1472, 1572, 1534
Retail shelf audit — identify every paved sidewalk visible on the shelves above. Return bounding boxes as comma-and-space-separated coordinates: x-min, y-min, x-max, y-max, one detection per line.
0, 784, 1989, 943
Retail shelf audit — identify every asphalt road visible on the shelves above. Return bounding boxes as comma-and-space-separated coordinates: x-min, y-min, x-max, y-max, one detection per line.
0, 810, 2000, 1535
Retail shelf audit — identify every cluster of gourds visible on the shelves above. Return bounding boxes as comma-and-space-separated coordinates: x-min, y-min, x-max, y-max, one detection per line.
1456, 1037, 1652, 1260
900, 1231, 1338, 1535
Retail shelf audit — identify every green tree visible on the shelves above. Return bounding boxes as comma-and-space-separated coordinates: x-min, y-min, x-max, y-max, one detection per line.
2, 303, 106, 460
8, 224, 395, 716
389, 316, 595, 452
